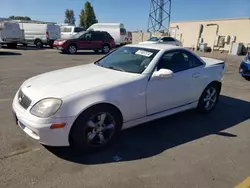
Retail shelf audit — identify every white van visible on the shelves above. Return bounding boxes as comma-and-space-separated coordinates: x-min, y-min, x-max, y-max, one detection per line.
18, 22, 61, 48
60, 25, 85, 39
87, 23, 127, 46
0, 20, 24, 48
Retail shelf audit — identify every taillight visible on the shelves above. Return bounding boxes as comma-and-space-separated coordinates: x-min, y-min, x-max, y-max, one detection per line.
46, 31, 49, 40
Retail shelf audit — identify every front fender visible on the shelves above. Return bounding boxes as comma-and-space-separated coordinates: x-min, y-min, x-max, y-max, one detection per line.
58, 77, 148, 122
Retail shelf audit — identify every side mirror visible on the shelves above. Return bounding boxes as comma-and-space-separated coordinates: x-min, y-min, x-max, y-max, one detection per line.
153, 69, 173, 78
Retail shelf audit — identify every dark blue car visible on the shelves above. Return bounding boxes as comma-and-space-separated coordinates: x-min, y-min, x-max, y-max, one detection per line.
239, 54, 250, 79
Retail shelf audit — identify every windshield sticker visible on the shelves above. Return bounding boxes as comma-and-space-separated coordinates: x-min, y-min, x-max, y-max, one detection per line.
135, 50, 153, 57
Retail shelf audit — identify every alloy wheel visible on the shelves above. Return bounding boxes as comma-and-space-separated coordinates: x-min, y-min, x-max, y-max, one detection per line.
68, 45, 77, 54
203, 87, 217, 110
85, 112, 115, 147
103, 46, 110, 53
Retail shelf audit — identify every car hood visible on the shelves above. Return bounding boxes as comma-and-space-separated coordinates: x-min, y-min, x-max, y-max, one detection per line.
20, 63, 138, 101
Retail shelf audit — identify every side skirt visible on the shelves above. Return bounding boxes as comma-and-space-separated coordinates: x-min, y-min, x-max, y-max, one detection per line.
122, 101, 198, 130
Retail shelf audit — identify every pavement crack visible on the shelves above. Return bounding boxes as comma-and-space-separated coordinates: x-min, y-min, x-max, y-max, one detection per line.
0, 148, 40, 160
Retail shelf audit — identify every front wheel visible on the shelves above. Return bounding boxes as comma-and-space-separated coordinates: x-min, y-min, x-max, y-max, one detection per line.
67, 44, 77, 54
69, 104, 122, 151
197, 83, 220, 113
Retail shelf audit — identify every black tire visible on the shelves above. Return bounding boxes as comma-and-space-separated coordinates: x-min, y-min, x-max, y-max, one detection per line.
197, 83, 220, 113
69, 104, 122, 152
67, 44, 77, 54
102, 44, 110, 54
243, 76, 250, 81
34, 39, 43, 48
94, 49, 99, 53
7, 43, 17, 49
49, 44, 54, 49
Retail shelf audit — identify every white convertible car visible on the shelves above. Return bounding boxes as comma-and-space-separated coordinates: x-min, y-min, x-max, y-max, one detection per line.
12, 44, 225, 150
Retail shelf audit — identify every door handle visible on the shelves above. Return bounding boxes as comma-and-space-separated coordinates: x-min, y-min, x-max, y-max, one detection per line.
192, 73, 201, 78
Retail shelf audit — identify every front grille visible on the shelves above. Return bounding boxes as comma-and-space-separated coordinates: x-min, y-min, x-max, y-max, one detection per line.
18, 90, 32, 109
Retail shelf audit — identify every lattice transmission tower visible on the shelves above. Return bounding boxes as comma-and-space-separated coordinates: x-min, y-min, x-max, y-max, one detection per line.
147, 0, 172, 33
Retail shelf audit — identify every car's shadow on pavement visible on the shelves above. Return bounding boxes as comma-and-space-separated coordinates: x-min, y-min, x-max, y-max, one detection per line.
1, 46, 49, 51
44, 95, 250, 165
0, 51, 22, 56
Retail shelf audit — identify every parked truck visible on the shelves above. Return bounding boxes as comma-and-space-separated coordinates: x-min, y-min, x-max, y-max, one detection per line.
16, 20, 61, 48
0, 18, 24, 48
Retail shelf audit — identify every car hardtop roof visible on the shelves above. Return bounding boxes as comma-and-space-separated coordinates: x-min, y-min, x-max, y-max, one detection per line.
125, 43, 182, 51
87, 30, 108, 34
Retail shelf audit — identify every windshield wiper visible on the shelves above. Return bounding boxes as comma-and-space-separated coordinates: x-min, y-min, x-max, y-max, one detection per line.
107, 66, 125, 72
95, 62, 124, 72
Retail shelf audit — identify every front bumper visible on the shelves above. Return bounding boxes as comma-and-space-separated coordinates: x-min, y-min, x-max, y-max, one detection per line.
53, 44, 65, 51
239, 62, 250, 77
12, 92, 75, 146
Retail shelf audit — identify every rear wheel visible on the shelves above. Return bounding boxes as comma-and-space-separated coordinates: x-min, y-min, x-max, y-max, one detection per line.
197, 83, 220, 113
102, 45, 110, 54
69, 104, 122, 151
67, 44, 77, 54
7, 43, 17, 49
34, 39, 43, 48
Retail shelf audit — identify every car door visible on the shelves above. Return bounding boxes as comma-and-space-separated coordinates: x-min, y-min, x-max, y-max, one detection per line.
78, 32, 93, 50
181, 50, 206, 102
146, 50, 196, 115
90, 32, 103, 50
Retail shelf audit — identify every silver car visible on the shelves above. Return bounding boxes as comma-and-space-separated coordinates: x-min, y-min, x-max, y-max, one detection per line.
139, 36, 182, 46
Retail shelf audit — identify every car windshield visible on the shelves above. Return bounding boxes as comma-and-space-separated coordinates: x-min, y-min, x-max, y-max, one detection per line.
147, 37, 160, 41
95, 46, 159, 74
61, 27, 72, 33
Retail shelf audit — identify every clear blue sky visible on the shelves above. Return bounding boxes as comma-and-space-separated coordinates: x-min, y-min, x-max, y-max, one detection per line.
1, 0, 249, 31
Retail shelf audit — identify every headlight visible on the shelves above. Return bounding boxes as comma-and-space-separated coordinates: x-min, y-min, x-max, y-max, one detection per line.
30, 98, 62, 118
58, 40, 66, 45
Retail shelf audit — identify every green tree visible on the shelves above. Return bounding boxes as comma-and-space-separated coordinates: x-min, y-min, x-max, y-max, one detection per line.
79, 9, 85, 28
79, 1, 98, 29
64, 9, 75, 25
9, 16, 31, 20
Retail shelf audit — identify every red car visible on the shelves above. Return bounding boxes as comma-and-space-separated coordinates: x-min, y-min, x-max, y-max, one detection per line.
53, 30, 116, 54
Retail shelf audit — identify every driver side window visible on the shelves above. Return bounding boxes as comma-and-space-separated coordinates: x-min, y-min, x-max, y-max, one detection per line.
80, 33, 92, 40
157, 50, 191, 73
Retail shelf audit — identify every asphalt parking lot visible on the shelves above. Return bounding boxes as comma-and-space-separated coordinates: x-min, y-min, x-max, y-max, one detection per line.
0, 47, 250, 188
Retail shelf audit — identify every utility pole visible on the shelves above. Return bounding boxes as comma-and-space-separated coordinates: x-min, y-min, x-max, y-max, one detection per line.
147, 0, 172, 34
